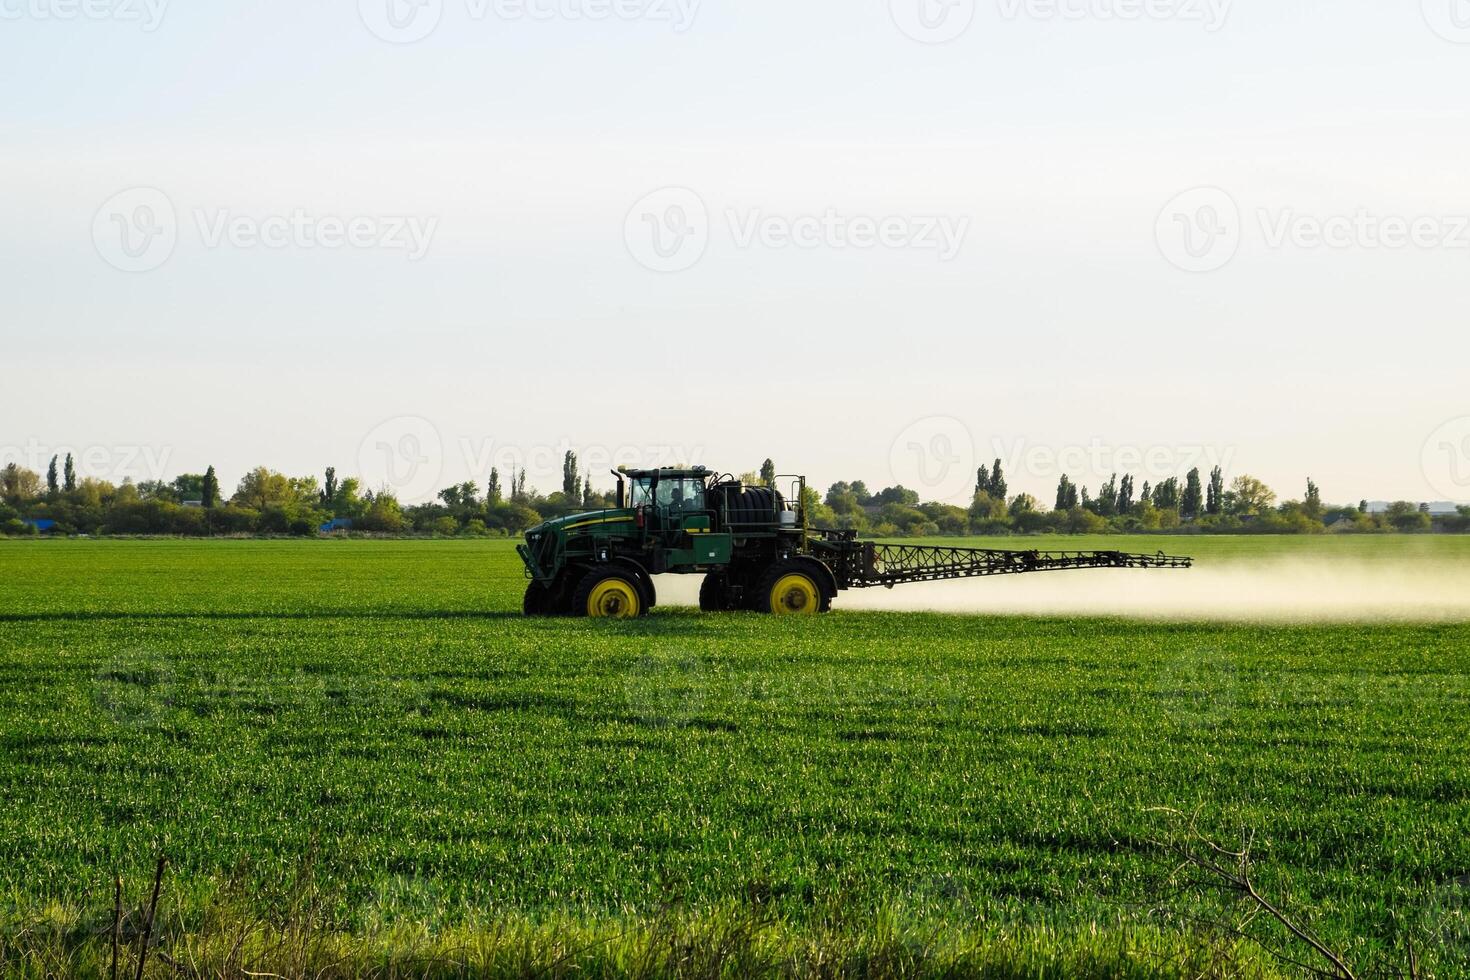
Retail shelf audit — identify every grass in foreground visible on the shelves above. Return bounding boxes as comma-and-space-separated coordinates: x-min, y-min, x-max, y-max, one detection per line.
1, 539, 1467, 976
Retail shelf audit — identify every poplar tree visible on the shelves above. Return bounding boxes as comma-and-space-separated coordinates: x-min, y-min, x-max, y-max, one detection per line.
1181, 468, 1204, 519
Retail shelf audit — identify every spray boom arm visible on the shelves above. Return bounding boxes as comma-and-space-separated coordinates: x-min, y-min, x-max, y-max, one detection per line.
810, 532, 1192, 591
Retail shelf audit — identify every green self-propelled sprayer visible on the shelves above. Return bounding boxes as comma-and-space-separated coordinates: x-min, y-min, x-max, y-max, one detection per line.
517, 466, 1193, 618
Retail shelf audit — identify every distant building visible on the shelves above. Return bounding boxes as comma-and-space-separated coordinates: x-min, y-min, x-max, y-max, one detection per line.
23, 519, 56, 533
181, 499, 204, 509
319, 518, 353, 533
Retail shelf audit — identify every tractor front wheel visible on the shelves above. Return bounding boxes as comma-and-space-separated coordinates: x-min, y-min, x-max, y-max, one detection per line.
523, 581, 556, 617
755, 562, 830, 616
573, 568, 647, 619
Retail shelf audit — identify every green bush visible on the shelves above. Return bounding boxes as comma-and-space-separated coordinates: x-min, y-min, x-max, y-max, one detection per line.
1, 518, 34, 537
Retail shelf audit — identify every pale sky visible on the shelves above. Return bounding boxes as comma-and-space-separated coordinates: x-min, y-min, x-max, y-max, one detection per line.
4, 0, 1470, 505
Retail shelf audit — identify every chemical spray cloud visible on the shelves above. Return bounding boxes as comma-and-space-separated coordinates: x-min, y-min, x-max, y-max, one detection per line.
1156, 186, 1470, 274
841, 559, 1470, 623
93, 187, 438, 274
359, 0, 700, 44
624, 187, 972, 274
887, 416, 1237, 506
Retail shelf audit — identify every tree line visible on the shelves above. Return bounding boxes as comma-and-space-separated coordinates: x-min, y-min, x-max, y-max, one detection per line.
0, 452, 606, 538
809, 460, 1467, 537
1, 452, 1465, 538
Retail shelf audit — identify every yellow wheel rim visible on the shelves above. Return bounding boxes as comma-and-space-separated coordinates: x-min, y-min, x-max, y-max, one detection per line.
587, 578, 641, 619
770, 573, 820, 615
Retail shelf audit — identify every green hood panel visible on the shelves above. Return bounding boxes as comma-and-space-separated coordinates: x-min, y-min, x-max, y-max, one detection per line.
527, 509, 637, 537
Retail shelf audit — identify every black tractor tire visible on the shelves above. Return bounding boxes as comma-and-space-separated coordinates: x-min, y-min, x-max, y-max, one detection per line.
753, 560, 832, 616
522, 581, 555, 617
699, 574, 735, 612
572, 567, 649, 619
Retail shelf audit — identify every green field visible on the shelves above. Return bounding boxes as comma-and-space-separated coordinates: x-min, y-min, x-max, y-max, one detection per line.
2, 538, 1468, 977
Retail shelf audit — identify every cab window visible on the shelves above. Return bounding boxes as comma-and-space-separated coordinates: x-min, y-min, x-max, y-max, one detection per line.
656, 477, 705, 512
630, 477, 655, 508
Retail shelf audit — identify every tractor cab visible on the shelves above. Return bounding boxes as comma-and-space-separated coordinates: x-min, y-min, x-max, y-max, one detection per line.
627, 469, 708, 529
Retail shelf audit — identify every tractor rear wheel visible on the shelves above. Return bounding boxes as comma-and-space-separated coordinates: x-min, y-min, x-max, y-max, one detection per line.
699, 574, 734, 612
573, 568, 647, 619
523, 582, 555, 617
754, 561, 830, 616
